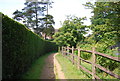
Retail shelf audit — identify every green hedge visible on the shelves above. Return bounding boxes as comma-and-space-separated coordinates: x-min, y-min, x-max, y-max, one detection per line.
2, 13, 58, 79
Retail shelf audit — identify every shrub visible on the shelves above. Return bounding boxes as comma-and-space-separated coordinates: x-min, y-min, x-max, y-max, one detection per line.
79, 43, 120, 72
2, 13, 58, 79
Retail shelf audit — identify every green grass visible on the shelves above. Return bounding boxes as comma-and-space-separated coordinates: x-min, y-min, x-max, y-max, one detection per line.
22, 52, 120, 80
55, 53, 90, 79
22, 52, 56, 79
77, 57, 120, 79
56, 53, 120, 80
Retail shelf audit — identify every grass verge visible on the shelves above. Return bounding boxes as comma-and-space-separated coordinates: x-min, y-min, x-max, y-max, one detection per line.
56, 53, 120, 80
55, 53, 90, 79
22, 52, 56, 79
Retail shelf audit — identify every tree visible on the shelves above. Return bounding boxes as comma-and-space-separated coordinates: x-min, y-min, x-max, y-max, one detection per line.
13, 0, 54, 36
41, 14, 55, 39
83, 2, 120, 46
77, 2, 120, 72
53, 16, 88, 47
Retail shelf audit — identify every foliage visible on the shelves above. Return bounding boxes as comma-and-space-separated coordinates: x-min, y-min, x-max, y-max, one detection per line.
53, 16, 88, 47
2, 13, 57, 79
74, 50, 92, 60
79, 2, 120, 72
56, 53, 90, 79
13, 1, 54, 36
13, 2, 45, 28
85, 2, 120, 44
41, 14, 55, 39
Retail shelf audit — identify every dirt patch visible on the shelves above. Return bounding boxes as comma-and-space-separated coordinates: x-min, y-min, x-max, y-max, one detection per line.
40, 53, 66, 80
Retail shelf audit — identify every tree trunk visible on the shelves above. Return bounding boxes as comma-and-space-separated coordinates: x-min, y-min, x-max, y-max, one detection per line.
35, 2, 38, 28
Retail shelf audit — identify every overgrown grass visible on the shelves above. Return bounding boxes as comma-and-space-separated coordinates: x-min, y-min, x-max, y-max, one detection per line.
22, 52, 56, 79
55, 53, 90, 79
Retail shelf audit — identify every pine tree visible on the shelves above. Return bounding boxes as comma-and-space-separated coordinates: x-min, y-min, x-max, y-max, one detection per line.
13, 0, 54, 36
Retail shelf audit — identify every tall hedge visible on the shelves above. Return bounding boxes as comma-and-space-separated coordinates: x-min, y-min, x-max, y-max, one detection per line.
2, 13, 58, 79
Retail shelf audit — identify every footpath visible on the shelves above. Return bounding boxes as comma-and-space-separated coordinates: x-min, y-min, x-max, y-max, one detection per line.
40, 53, 66, 79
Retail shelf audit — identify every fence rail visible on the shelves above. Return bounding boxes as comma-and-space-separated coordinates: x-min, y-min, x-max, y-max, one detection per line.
60, 46, 120, 80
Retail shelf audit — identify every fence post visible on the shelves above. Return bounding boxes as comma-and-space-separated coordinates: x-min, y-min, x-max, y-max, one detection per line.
92, 47, 96, 80
67, 46, 69, 59
77, 47, 81, 69
64, 46, 67, 56
67, 46, 69, 54
58, 46, 60, 53
64, 46, 65, 56
62, 46, 63, 55
72, 46, 74, 65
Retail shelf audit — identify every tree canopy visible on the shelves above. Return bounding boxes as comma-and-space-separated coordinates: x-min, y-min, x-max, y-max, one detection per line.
83, 2, 120, 47
53, 16, 88, 47
13, 0, 55, 37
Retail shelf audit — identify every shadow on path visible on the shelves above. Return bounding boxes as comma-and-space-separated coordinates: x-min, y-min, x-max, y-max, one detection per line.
40, 53, 55, 79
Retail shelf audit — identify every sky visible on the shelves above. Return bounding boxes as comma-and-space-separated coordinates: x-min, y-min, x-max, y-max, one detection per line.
0, 0, 94, 29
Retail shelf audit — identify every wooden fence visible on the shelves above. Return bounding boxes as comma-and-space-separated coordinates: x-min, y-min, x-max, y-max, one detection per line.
59, 46, 120, 80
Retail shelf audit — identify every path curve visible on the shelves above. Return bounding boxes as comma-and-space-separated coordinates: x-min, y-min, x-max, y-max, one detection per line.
40, 53, 66, 80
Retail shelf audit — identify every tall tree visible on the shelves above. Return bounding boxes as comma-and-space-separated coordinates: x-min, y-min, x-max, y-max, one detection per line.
82, 2, 120, 71
41, 14, 55, 39
13, 0, 54, 36
84, 2, 120, 46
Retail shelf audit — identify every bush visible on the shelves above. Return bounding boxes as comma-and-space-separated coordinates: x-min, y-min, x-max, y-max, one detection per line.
2, 13, 58, 79
79, 43, 120, 72
74, 50, 92, 60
